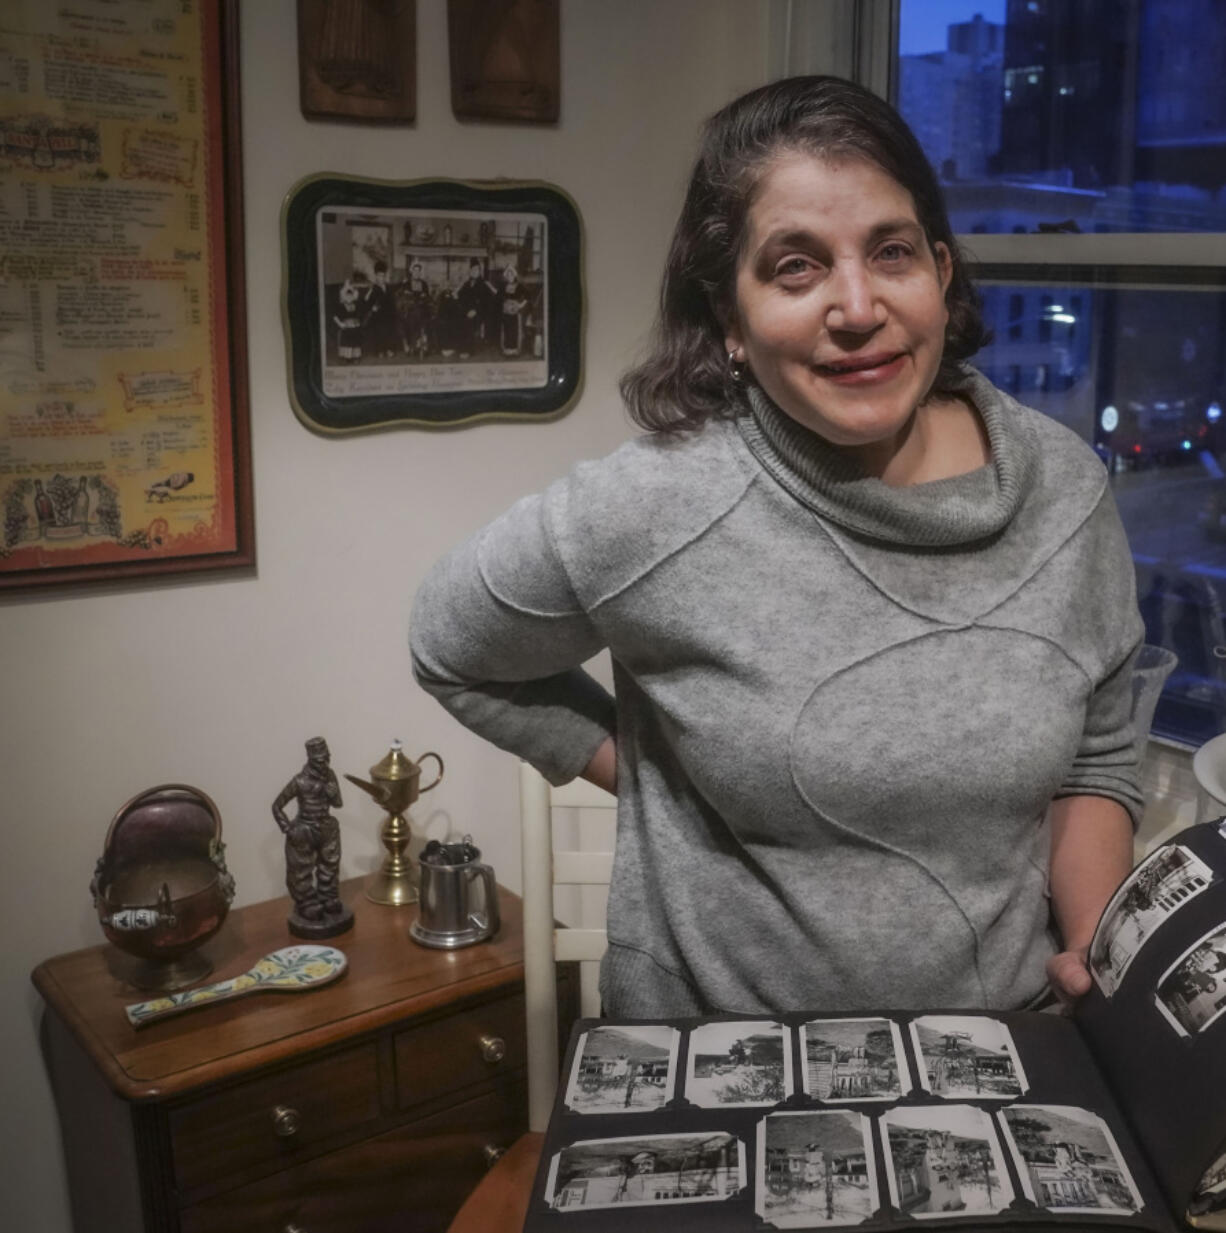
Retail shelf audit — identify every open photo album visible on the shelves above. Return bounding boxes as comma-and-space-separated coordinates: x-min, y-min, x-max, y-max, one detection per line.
523, 820, 1226, 1232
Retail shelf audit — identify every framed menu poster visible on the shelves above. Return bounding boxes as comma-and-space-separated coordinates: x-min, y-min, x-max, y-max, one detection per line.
0, 0, 253, 590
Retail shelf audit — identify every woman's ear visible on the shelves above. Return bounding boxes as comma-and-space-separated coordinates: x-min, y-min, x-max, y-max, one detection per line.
724, 318, 743, 361
707, 286, 740, 358
934, 241, 954, 296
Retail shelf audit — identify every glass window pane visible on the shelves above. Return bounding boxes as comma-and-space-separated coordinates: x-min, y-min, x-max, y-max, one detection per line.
975, 279, 1226, 744
896, 0, 1226, 234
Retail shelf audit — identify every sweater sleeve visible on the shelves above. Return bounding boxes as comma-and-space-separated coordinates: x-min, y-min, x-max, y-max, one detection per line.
409, 485, 616, 786
1052, 487, 1146, 827
1053, 633, 1146, 826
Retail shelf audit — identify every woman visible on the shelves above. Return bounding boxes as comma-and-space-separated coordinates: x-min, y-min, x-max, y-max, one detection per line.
333, 277, 363, 364
499, 265, 528, 356
398, 260, 434, 359
410, 77, 1143, 1018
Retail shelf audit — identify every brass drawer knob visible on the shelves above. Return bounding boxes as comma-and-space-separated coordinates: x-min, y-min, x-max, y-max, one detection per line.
483, 1143, 507, 1168
272, 1104, 302, 1138
478, 1034, 506, 1064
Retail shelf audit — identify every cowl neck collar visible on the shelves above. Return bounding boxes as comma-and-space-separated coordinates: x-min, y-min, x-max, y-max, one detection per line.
737, 366, 1040, 548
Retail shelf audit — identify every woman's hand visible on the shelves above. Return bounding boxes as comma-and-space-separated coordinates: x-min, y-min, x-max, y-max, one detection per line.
1046, 945, 1092, 1007
581, 736, 617, 796
1047, 795, 1133, 1009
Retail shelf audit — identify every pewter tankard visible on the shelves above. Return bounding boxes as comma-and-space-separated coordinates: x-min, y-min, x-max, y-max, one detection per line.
409, 836, 500, 949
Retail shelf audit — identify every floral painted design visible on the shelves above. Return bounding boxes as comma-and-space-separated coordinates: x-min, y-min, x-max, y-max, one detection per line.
125, 945, 347, 1027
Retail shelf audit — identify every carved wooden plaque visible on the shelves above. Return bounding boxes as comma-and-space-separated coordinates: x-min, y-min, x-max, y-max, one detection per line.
448, 0, 559, 123
298, 0, 417, 123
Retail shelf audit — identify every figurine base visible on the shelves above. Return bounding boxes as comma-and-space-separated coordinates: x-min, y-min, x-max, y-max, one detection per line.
287, 905, 354, 939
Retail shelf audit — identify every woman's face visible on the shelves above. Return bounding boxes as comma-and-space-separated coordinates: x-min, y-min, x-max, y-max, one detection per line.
725, 152, 952, 456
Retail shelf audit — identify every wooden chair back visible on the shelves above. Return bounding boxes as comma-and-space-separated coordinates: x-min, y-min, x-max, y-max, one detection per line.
520, 761, 615, 1132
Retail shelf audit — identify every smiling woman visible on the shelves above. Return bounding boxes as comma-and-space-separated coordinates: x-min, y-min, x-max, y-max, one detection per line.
724, 155, 988, 484
410, 76, 1143, 1020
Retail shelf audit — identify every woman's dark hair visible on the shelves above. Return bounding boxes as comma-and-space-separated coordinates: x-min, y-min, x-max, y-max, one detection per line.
620, 75, 990, 433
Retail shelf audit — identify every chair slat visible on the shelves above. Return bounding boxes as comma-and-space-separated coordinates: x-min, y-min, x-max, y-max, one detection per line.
521, 763, 616, 1135
553, 851, 614, 884
554, 928, 608, 962
550, 779, 617, 808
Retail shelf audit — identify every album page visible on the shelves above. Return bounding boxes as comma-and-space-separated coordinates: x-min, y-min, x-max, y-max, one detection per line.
1079, 819, 1226, 1229
525, 1008, 1175, 1232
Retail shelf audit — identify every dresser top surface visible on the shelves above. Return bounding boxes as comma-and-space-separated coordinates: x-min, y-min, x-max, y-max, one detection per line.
32, 878, 526, 1101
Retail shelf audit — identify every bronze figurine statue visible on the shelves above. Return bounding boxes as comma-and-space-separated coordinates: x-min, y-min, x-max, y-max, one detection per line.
272, 737, 354, 938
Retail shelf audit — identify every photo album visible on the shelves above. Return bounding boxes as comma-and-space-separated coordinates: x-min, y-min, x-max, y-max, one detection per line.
523, 820, 1226, 1232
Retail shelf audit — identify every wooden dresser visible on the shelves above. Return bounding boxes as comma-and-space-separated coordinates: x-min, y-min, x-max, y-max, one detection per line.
32, 878, 575, 1233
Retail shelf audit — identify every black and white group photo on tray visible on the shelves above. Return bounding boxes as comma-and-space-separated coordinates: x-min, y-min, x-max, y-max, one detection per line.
999, 1105, 1141, 1215
1155, 921, 1226, 1036
685, 1020, 791, 1107
908, 1015, 1027, 1099
882, 1105, 1014, 1219
756, 1109, 879, 1228
543, 1131, 746, 1212
800, 1017, 908, 1102
316, 204, 548, 399
1090, 843, 1215, 997
563, 1024, 679, 1114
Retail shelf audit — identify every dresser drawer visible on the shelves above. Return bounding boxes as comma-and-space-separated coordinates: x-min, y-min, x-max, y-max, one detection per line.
179, 1081, 528, 1233
169, 1042, 381, 1191
393, 992, 526, 1110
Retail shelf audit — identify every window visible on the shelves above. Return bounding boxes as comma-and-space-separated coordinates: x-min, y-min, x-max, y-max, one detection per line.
892, 0, 1226, 747
898, 0, 1226, 236
1008, 292, 1024, 339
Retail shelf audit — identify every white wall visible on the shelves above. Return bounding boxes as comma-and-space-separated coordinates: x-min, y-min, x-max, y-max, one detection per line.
0, 3, 773, 1227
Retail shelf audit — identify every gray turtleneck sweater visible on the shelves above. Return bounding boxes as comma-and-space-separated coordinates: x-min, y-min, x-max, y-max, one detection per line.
410, 368, 1143, 1016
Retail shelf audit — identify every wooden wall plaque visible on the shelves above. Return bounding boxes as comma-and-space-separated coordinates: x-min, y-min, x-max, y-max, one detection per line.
298, 0, 417, 124
448, 0, 559, 123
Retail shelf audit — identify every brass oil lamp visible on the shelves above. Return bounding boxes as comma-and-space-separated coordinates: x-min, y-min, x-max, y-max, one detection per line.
345, 741, 443, 905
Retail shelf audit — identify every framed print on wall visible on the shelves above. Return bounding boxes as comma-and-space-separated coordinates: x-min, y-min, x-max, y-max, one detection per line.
0, 0, 254, 592
281, 174, 583, 433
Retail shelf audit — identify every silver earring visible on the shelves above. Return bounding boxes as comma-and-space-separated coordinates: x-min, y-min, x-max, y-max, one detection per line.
727, 351, 747, 384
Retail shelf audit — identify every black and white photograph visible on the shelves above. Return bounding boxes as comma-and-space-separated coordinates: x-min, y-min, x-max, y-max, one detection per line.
1090, 843, 1214, 996
757, 1110, 879, 1227
316, 205, 548, 398
999, 1105, 1142, 1214
685, 1020, 791, 1107
1189, 1145, 1226, 1222
1155, 922, 1226, 1037
283, 175, 582, 432
882, 1105, 1014, 1219
909, 1015, 1027, 1099
563, 1025, 679, 1114
543, 1131, 746, 1211
800, 1017, 908, 1102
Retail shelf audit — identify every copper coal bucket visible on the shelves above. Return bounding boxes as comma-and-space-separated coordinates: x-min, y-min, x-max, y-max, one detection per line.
90, 784, 236, 991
